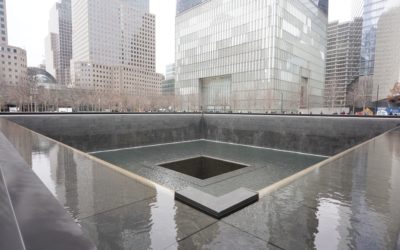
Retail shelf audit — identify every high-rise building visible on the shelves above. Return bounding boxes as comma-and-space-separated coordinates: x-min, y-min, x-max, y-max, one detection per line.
175, 0, 328, 112
45, 0, 73, 86
372, 3, 400, 102
0, 0, 27, 86
70, 0, 162, 96
162, 63, 175, 96
324, 18, 362, 108
0, 0, 8, 45
360, 0, 389, 76
344, 0, 396, 109
349, 0, 388, 108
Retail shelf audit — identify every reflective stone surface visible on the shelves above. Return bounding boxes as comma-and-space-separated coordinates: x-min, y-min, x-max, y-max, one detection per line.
93, 140, 326, 196
0, 129, 96, 250
5, 114, 203, 152
224, 129, 400, 250
203, 115, 400, 155
30, 141, 157, 219
165, 222, 280, 250
5, 114, 400, 156
80, 189, 217, 250
0, 168, 25, 250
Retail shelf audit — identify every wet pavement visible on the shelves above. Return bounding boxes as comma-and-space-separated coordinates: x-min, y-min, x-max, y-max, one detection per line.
1, 117, 399, 249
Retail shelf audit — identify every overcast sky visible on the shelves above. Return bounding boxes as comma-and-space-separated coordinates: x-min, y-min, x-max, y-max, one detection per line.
7, 0, 351, 74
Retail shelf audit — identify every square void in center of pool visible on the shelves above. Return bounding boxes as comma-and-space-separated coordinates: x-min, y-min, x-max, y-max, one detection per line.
159, 156, 248, 180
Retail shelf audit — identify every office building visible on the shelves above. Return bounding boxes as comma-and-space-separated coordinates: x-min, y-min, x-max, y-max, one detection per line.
175, 0, 328, 112
0, 0, 7, 45
162, 63, 175, 96
45, 0, 73, 85
348, 0, 388, 107
0, 0, 27, 86
372, 3, 400, 102
325, 18, 362, 108
70, 0, 162, 96
360, 0, 389, 76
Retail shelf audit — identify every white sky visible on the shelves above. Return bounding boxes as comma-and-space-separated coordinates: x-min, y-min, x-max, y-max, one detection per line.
7, 0, 350, 74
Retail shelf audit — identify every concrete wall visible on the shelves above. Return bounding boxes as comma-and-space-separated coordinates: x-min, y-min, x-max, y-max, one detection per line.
2, 114, 399, 155
4, 114, 203, 152
203, 115, 400, 155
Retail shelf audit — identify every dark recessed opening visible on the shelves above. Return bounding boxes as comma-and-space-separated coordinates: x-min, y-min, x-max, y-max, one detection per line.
159, 156, 247, 180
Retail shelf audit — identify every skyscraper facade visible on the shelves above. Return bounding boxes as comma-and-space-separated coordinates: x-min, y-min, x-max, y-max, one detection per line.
360, 0, 388, 76
70, 0, 162, 96
162, 63, 175, 96
0, 0, 7, 45
175, 0, 329, 112
176, 0, 207, 15
325, 18, 362, 108
0, 0, 27, 86
372, 2, 400, 101
45, 0, 73, 86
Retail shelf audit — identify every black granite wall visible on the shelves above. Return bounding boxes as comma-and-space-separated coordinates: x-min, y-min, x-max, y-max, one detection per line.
0, 132, 95, 250
203, 115, 400, 155
2, 114, 399, 155
4, 114, 203, 152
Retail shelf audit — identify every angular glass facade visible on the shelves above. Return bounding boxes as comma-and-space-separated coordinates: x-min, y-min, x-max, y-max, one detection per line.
360, 0, 388, 76
176, 0, 209, 15
372, 3, 400, 101
312, 0, 329, 15
45, 0, 72, 86
175, 0, 328, 112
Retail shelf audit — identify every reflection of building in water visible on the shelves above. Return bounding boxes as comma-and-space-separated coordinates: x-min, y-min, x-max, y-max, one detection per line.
55, 145, 79, 219
0, 119, 33, 166
311, 142, 400, 249
150, 187, 177, 249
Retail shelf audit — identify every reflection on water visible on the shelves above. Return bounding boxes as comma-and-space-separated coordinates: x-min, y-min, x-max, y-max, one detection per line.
314, 198, 351, 250
149, 186, 178, 249
32, 152, 57, 196
224, 130, 400, 250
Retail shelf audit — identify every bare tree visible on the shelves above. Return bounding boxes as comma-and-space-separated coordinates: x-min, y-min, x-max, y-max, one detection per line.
388, 82, 400, 106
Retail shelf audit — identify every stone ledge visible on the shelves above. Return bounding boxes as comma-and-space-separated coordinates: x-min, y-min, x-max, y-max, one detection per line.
175, 187, 259, 219
0, 168, 25, 250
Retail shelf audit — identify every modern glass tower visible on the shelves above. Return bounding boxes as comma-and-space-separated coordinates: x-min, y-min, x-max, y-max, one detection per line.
360, 0, 389, 76
45, 0, 73, 85
372, 2, 400, 101
175, 0, 329, 112
177, 0, 210, 15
